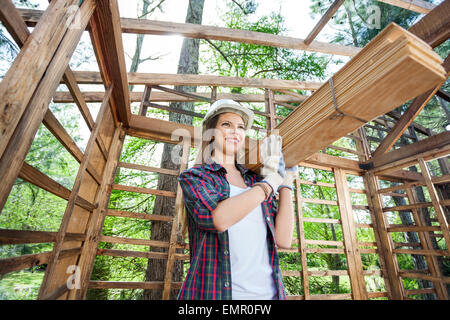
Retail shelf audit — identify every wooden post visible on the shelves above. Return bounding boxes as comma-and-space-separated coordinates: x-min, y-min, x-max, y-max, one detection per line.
0, 0, 97, 212
405, 186, 448, 300
0, 0, 83, 159
38, 85, 113, 299
162, 140, 190, 299
294, 178, 310, 299
265, 88, 276, 131
139, 85, 152, 116
417, 158, 450, 253
211, 86, 217, 103
364, 172, 405, 299
69, 124, 125, 300
334, 168, 368, 300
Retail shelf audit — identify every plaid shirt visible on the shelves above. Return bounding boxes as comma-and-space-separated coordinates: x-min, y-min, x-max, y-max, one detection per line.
177, 161, 287, 300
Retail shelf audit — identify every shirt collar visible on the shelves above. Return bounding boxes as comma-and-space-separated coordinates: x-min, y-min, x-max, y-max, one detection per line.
202, 161, 250, 176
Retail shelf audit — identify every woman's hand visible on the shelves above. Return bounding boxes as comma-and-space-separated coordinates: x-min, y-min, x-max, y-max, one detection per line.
278, 165, 298, 191
259, 134, 285, 194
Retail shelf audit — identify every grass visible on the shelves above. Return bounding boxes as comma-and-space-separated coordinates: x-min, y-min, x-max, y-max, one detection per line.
0, 269, 45, 300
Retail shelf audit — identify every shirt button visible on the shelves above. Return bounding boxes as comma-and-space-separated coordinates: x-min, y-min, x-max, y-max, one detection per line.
224, 281, 230, 287
266, 217, 270, 221
224, 249, 229, 255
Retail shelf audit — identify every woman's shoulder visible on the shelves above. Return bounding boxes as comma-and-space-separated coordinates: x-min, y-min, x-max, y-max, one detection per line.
178, 164, 220, 182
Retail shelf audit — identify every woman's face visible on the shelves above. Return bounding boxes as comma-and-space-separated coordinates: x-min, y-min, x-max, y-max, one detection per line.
213, 112, 246, 159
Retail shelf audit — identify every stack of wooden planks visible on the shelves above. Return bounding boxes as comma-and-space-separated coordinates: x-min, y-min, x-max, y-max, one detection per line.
247, 23, 446, 169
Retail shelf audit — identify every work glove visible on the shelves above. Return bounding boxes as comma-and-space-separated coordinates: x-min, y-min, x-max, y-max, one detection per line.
278, 165, 298, 191
259, 134, 285, 195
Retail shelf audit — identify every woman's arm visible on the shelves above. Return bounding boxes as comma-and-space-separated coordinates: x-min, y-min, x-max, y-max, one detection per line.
274, 188, 294, 249
212, 185, 267, 232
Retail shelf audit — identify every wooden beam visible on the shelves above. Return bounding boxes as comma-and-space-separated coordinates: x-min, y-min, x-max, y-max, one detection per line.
71, 125, 125, 300
0, 0, 82, 159
89, 0, 130, 127
0, 0, 96, 213
0, 229, 85, 245
18, 162, 96, 212
38, 85, 113, 299
17, 8, 361, 57
369, 131, 450, 174
408, 0, 450, 48
53, 90, 307, 104
378, 0, 436, 14
71, 71, 323, 91
304, 0, 345, 45
372, 55, 450, 158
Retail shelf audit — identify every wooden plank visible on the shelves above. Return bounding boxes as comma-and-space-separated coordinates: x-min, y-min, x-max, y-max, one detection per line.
371, 55, 450, 158
106, 209, 173, 222
399, 272, 450, 284
408, 0, 450, 48
62, 69, 109, 160
392, 248, 449, 256
118, 162, 178, 176
18, 162, 96, 212
265, 89, 277, 131
364, 172, 405, 299
89, 0, 130, 127
370, 131, 450, 175
112, 184, 176, 198
294, 178, 310, 299
19, 8, 361, 57
259, 23, 446, 169
304, 239, 344, 246
0, 0, 96, 213
99, 235, 170, 248
382, 202, 433, 212
162, 140, 190, 299
71, 71, 322, 91
378, 0, 436, 15
304, 0, 345, 45
89, 281, 183, 290
43, 110, 102, 185
70, 125, 125, 300
38, 84, 112, 299
334, 168, 368, 299
0, 0, 82, 159
418, 158, 450, 254
303, 217, 341, 224
387, 225, 442, 232
0, 229, 84, 245
53, 91, 306, 104
139, 85, 151, 116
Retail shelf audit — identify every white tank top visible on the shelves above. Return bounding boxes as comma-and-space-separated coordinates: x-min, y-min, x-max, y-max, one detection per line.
227, 184, 278, 300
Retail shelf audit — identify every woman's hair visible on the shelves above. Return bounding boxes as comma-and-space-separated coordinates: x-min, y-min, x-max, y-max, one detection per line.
179, 114, 220, 237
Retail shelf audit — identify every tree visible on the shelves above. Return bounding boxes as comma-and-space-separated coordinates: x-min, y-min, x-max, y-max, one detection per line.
143, 0, 205, 300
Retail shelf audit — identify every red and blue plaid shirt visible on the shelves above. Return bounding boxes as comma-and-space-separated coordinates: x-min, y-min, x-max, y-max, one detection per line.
177, 161, 287, 300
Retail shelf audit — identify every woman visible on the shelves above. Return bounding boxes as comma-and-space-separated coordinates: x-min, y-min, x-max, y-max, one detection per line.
177, 99, 297, 300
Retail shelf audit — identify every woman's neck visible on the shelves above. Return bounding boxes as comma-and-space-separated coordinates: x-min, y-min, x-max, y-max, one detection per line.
212, 152, 237, 172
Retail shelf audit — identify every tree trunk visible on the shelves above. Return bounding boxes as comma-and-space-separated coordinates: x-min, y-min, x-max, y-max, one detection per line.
143, 0, 205, 300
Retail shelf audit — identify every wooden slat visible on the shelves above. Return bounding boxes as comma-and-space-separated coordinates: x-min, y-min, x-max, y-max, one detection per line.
96, 248, 189, 261
0, 0, 96, 213
408, 0, 450, 48
392, 248, 449, 256
19, 8, 361, 57
294, 178, 310, 299
370, 131, 450, 175
118, 162, 178, 176
303, 217, 341, 224
19, 162, 95, 212
371, 55, 450, 158
418, 158, 450, 254
378, 0, 436, 14
88, 281, 183, 290
89, 0, 130, 127
106, 209, 173, 222
162, 140, 190, 299
71, 126, 125, 300
72, 71, 322, 91
304, 0, 345, 45
53, 91, 306, 104
0, 229, 85, 245
0, 0, 82, 159
382, 202, 433, 212
99, 235, 170, 248
38, 84, 112, 299
399, 272, 450, 284
304, 239, 344, 246
335, 168, 368, 299
387, 225, 442, 232
112, 184, 176, 198
43, 110, 102, 185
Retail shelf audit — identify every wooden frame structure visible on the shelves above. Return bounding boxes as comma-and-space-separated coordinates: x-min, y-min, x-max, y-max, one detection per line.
0, 0, 449, 300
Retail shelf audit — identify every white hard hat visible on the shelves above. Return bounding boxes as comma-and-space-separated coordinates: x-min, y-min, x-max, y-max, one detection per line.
202, 99, 254, 132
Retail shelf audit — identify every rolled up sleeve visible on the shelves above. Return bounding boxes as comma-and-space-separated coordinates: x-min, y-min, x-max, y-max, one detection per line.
178, 168, 224, 233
